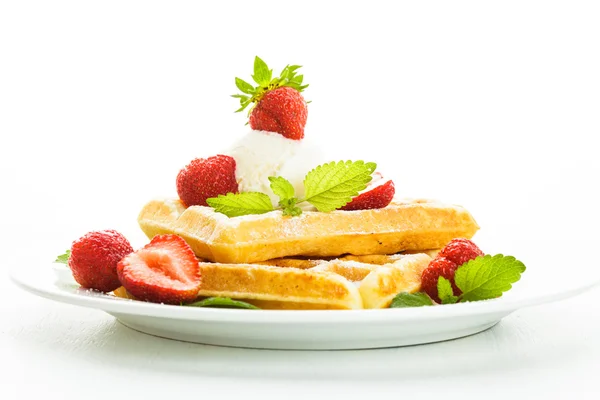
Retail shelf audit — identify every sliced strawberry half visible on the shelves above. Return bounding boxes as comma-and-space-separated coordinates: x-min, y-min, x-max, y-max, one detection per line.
340, 176, 395, 211
117, 234, 201, 305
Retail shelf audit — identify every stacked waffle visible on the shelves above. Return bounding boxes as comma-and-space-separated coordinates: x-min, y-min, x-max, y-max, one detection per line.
133, 198, 479, 310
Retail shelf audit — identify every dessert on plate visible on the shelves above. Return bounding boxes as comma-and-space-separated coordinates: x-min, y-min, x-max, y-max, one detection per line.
55, 57, 526, 310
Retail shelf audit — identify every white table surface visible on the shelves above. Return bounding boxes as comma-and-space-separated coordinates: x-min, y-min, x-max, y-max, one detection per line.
2, 1, 600, 398
2, 275, 599, 399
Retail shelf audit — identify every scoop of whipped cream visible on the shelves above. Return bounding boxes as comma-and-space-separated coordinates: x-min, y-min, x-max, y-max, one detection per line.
225, 130, 325, 205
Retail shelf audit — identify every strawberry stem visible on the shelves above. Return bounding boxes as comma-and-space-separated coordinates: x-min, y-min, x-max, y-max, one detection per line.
232, 56, 309, 113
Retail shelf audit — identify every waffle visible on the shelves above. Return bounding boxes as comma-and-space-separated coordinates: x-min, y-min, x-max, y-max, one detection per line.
138, 198, 478, 264
113, 253, 432, 310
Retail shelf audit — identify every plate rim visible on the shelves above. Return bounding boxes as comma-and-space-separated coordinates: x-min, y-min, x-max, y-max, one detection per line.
10, 264, 600, 324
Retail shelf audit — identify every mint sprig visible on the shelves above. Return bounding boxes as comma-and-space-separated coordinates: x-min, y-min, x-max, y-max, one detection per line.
394, 254, 526, 308
187, 297, 260, 310
233, 56, 309, 115
207, 160, 377, 218
390, 292, 434, 308
269, 176, 302, 216
54, 250, 71, 264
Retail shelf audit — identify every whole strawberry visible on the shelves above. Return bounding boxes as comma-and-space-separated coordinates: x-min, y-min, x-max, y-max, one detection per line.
68, 230, 134, 292
421, 257, 461, 303
438, 238, 484, 266
421, 238, 484, 303
233, 57, 308, 140
176, 154, 239, 207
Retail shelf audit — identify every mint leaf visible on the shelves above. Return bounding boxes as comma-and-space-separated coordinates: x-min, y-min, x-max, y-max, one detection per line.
187, 297, 260, 310
252, 56, 272, 86
437, 277, 459, 304
206, 192, 274, 217
454, 254, 526, 302
235, 77, 255, 95
302, 160, 377, 212
54, 250, 70, 264
269, 176, 295, 201
390, 292, 434, 308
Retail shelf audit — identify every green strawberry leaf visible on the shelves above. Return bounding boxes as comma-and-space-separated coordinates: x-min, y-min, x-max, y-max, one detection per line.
187, 297, 260, 310
454, 254, 526, 302
235, 77, 255, 95
233, 59, 309, 114
302, 160, 377, 212
280, 65, 290, 81
437, 277, 459, 304
235, 99, 252, 113
252, 56, 272, 86
390, 292, 434, 308
292, 74, 304, 85
285, 65, 301, 79
206, 192, 274, 217
231, 94, 250, 106
269, 176, 295, 201
54, 250, 70, 264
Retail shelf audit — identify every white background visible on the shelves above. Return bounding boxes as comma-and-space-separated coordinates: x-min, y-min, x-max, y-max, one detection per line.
1, 1, 599, 399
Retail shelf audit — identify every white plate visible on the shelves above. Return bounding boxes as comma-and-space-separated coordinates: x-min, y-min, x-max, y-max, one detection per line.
10, 262, 599, 350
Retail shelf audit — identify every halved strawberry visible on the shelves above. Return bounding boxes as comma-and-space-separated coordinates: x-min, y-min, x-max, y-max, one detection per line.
340, 179, 395, 211
117, 235, 201, 305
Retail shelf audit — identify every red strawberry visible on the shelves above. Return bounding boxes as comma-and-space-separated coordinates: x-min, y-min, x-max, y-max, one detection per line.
438, 238, 484, 266
421, 257, 461, 303
69, 230, 134, 292
249, 87, 307, 140
176, 154, 239, 207
340, 180, 395, 211
420, 239, 484, 303
234, 57, 309, 140
117, 234, 201, 305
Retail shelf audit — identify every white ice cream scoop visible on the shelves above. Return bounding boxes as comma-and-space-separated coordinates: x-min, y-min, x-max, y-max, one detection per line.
225, 130, 325, 205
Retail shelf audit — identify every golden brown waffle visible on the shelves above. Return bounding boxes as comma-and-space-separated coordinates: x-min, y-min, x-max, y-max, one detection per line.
311, 254, 430, 309
196, 262, 363, 310
138, 198, 478, 264
113, 253, 432, 310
